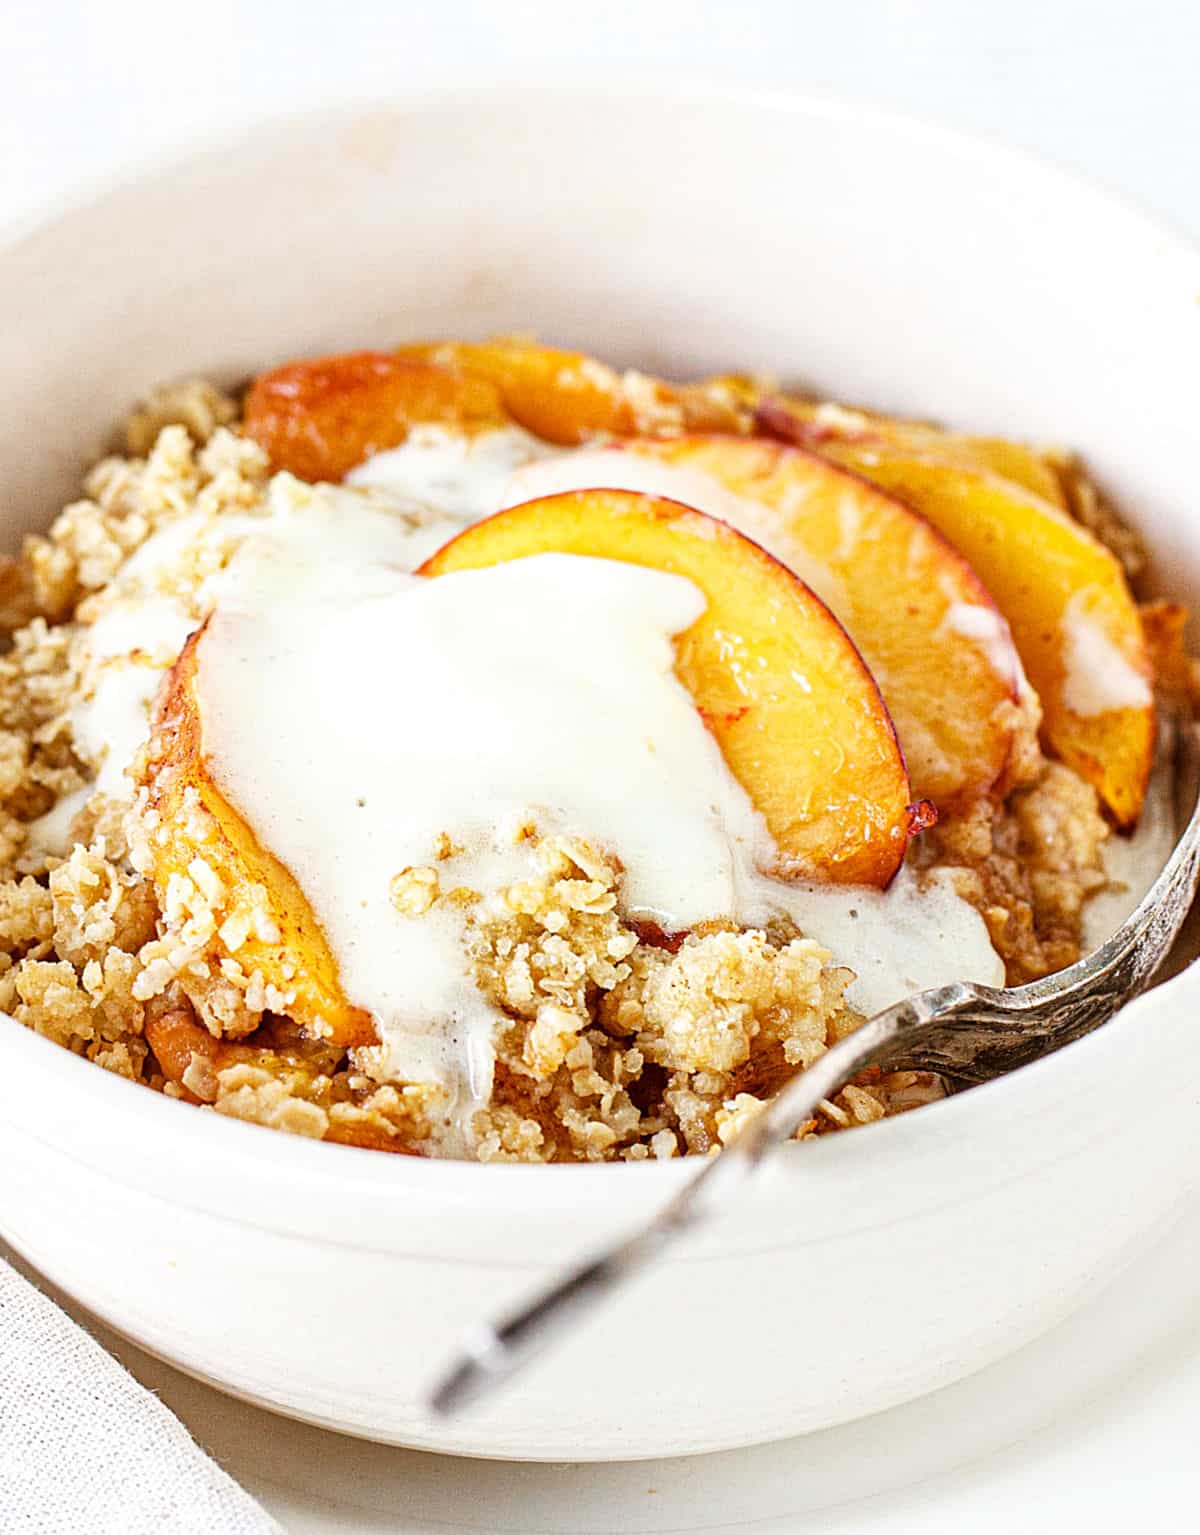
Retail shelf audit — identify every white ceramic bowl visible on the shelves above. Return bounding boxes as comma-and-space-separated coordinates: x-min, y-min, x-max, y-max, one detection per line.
1, 85, 1199, 1462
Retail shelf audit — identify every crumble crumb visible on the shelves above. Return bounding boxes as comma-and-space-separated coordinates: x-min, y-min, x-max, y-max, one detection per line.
1047, 448, 1147, 585
123, 378, 240, 457
390, 865, 440, 917
920, 759, 1109, 984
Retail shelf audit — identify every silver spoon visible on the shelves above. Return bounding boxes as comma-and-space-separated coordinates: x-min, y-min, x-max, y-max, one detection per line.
430, 723, 1200, 1417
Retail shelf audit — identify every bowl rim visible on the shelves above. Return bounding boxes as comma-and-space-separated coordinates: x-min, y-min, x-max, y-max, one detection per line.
5, 74, 1200, 269
2, 77, 1199, 1204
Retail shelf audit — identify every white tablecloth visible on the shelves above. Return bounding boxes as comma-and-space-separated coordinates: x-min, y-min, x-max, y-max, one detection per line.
1, 1258, 279, 1534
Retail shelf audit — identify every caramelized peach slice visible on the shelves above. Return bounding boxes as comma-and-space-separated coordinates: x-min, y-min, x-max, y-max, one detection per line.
144, 1007, 220, 1097
508, 438, 1024, 807
243, 351, 509, 480
140, 627, 376, 1046
145, 1009, 415, 1152
244, 341, 753, 481
756, 396, 1069, 508
816, 450, 1154, 824
398, 338, 751, 444
420, 489, 918, 886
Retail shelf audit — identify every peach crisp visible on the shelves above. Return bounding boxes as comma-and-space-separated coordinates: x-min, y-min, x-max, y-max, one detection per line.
0, 342, 1191, 1161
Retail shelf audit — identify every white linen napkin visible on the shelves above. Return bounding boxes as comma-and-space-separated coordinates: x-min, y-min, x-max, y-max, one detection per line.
0, 1257, 282, 1534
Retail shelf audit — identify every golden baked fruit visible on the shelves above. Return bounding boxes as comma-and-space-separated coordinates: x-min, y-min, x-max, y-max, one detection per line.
756, 394, 1070, 508
243, 339, 756, 482
140, 627, 376, 1047
602, 435, 1027, 807
419, 488, 923, 886
396, 338, 750, 444
810, 448, 1154, 824
242, 350, 509, 480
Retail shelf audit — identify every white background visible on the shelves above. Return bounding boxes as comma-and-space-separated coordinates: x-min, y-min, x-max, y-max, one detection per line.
4, 0, 1199, 247
4, 2, 1200, 1530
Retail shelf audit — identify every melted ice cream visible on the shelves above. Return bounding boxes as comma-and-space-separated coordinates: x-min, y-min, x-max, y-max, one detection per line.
347, 423, 557, 520
503, 448, 1030, 694
1061, 591, 1153, 716
42, 426, 1031, 1103
26, 479, 460, 858
43, 419, 1172, 1098
195, 490, 1003, 1097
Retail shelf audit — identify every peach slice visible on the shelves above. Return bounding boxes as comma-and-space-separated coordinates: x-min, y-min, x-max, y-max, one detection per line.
505, 437, 1025, 808
813, 449, 1155, 825
144, 1007, 223, 1098
397, 338, 752, 445
243, 351, 509, 481
756, 395, 1069, 508
244, 342, 754, 482
140, 626, 376, 1047
419, 489, 919, 887
144, 1009, 416, 1152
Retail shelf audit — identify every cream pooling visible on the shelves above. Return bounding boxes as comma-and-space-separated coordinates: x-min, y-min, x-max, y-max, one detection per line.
1060, 590, 1154, 716
502, 448, 1023, 691
25, 513, 255, 857
40, 423, 1159, 1086
347, 423, 558, 520
25, 477, 463, 860
36, 420, 1168, 1114
197, 492, 1005, 1106
198, 533, 759, 1089
503, 448, 847, 624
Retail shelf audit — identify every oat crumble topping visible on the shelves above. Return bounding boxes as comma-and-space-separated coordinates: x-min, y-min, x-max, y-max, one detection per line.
0, 372, 1184, 1162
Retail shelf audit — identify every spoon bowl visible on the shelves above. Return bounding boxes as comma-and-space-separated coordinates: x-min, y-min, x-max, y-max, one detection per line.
432, 724, 1200, 1415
